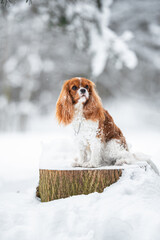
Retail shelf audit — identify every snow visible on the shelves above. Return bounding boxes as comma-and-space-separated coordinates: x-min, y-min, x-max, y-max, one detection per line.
0, 99, 160, 240
4, 57, 18, 73
27, 54, 42, 74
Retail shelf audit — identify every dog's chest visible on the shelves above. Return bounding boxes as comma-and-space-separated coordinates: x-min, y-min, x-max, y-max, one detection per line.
72, 103, 99, 140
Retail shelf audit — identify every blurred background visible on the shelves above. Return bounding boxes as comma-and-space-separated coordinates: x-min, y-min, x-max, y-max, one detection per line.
0, 1, 160, 238
0, 0, 160, 132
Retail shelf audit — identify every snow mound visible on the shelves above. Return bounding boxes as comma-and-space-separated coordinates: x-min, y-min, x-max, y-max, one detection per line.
1, 164, 160, 240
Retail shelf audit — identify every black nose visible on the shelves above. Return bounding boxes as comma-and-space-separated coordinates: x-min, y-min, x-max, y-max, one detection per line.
80, 88, 86, 94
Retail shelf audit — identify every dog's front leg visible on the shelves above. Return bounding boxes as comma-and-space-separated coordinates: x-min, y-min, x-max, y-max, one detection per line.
83, 138, 102, 168
72, 140, 88, 167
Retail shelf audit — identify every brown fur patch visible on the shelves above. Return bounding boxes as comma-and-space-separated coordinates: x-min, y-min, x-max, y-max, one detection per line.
98, 110, 128, 149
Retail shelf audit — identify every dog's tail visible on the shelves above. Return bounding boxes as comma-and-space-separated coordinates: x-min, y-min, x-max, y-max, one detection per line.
133, 152, 160, 175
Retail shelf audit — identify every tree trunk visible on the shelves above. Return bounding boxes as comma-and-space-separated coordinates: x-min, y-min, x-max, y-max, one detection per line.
37, 168, 122, 202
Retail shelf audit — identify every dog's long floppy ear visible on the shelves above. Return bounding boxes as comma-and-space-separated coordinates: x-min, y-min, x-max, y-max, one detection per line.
56, 80, 74, 125
83, 81, 105, 121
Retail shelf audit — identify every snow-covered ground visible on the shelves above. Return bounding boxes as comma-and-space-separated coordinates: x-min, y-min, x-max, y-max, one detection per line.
0, 99, 160, 240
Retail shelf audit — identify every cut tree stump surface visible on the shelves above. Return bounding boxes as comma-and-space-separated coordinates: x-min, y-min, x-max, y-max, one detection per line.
37, 168, 123, 202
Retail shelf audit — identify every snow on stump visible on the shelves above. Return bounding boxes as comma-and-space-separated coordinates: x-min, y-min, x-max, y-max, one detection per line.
37, 168, 122, 202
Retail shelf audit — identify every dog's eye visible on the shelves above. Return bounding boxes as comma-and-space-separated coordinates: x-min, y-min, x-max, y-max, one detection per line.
72, 85, 77, 91
85, 85, 89, 89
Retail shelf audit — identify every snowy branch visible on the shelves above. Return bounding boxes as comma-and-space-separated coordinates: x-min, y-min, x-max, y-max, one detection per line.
65, 1, 138, 77
0, 0, 137, 77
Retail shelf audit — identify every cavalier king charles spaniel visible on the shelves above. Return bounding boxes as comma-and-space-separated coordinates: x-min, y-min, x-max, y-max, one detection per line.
56, 77, 135, 168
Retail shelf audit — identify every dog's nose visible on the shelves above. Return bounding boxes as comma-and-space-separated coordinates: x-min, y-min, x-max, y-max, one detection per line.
80, 88, 86, 94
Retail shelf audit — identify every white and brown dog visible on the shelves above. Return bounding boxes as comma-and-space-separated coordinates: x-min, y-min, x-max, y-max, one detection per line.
56, 77, 136, 168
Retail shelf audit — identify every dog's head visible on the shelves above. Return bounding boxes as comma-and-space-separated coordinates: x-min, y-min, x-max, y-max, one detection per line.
65, 77, 94, 104
56, 77, 104, 125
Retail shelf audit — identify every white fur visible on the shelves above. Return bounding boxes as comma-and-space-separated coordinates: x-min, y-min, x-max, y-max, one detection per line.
104, 139, 135, 166
77, 87, 89, 103
72, 102, 135, 168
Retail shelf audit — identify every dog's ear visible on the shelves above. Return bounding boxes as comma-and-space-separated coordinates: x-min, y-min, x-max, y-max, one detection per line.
83, 83, 105, 121
56, 80, 74, 125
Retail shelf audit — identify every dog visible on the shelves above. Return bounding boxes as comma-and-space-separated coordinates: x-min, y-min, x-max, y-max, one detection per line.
56, 77, 136, 168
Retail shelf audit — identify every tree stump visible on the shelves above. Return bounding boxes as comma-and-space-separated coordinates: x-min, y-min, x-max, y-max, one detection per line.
37, 168, 123, 202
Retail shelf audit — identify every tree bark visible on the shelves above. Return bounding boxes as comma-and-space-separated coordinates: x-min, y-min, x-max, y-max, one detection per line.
37, 168, 122, 202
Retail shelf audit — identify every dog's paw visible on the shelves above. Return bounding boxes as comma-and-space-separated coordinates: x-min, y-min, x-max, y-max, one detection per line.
72, 158, 83, 167
72, 161, 83, 167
